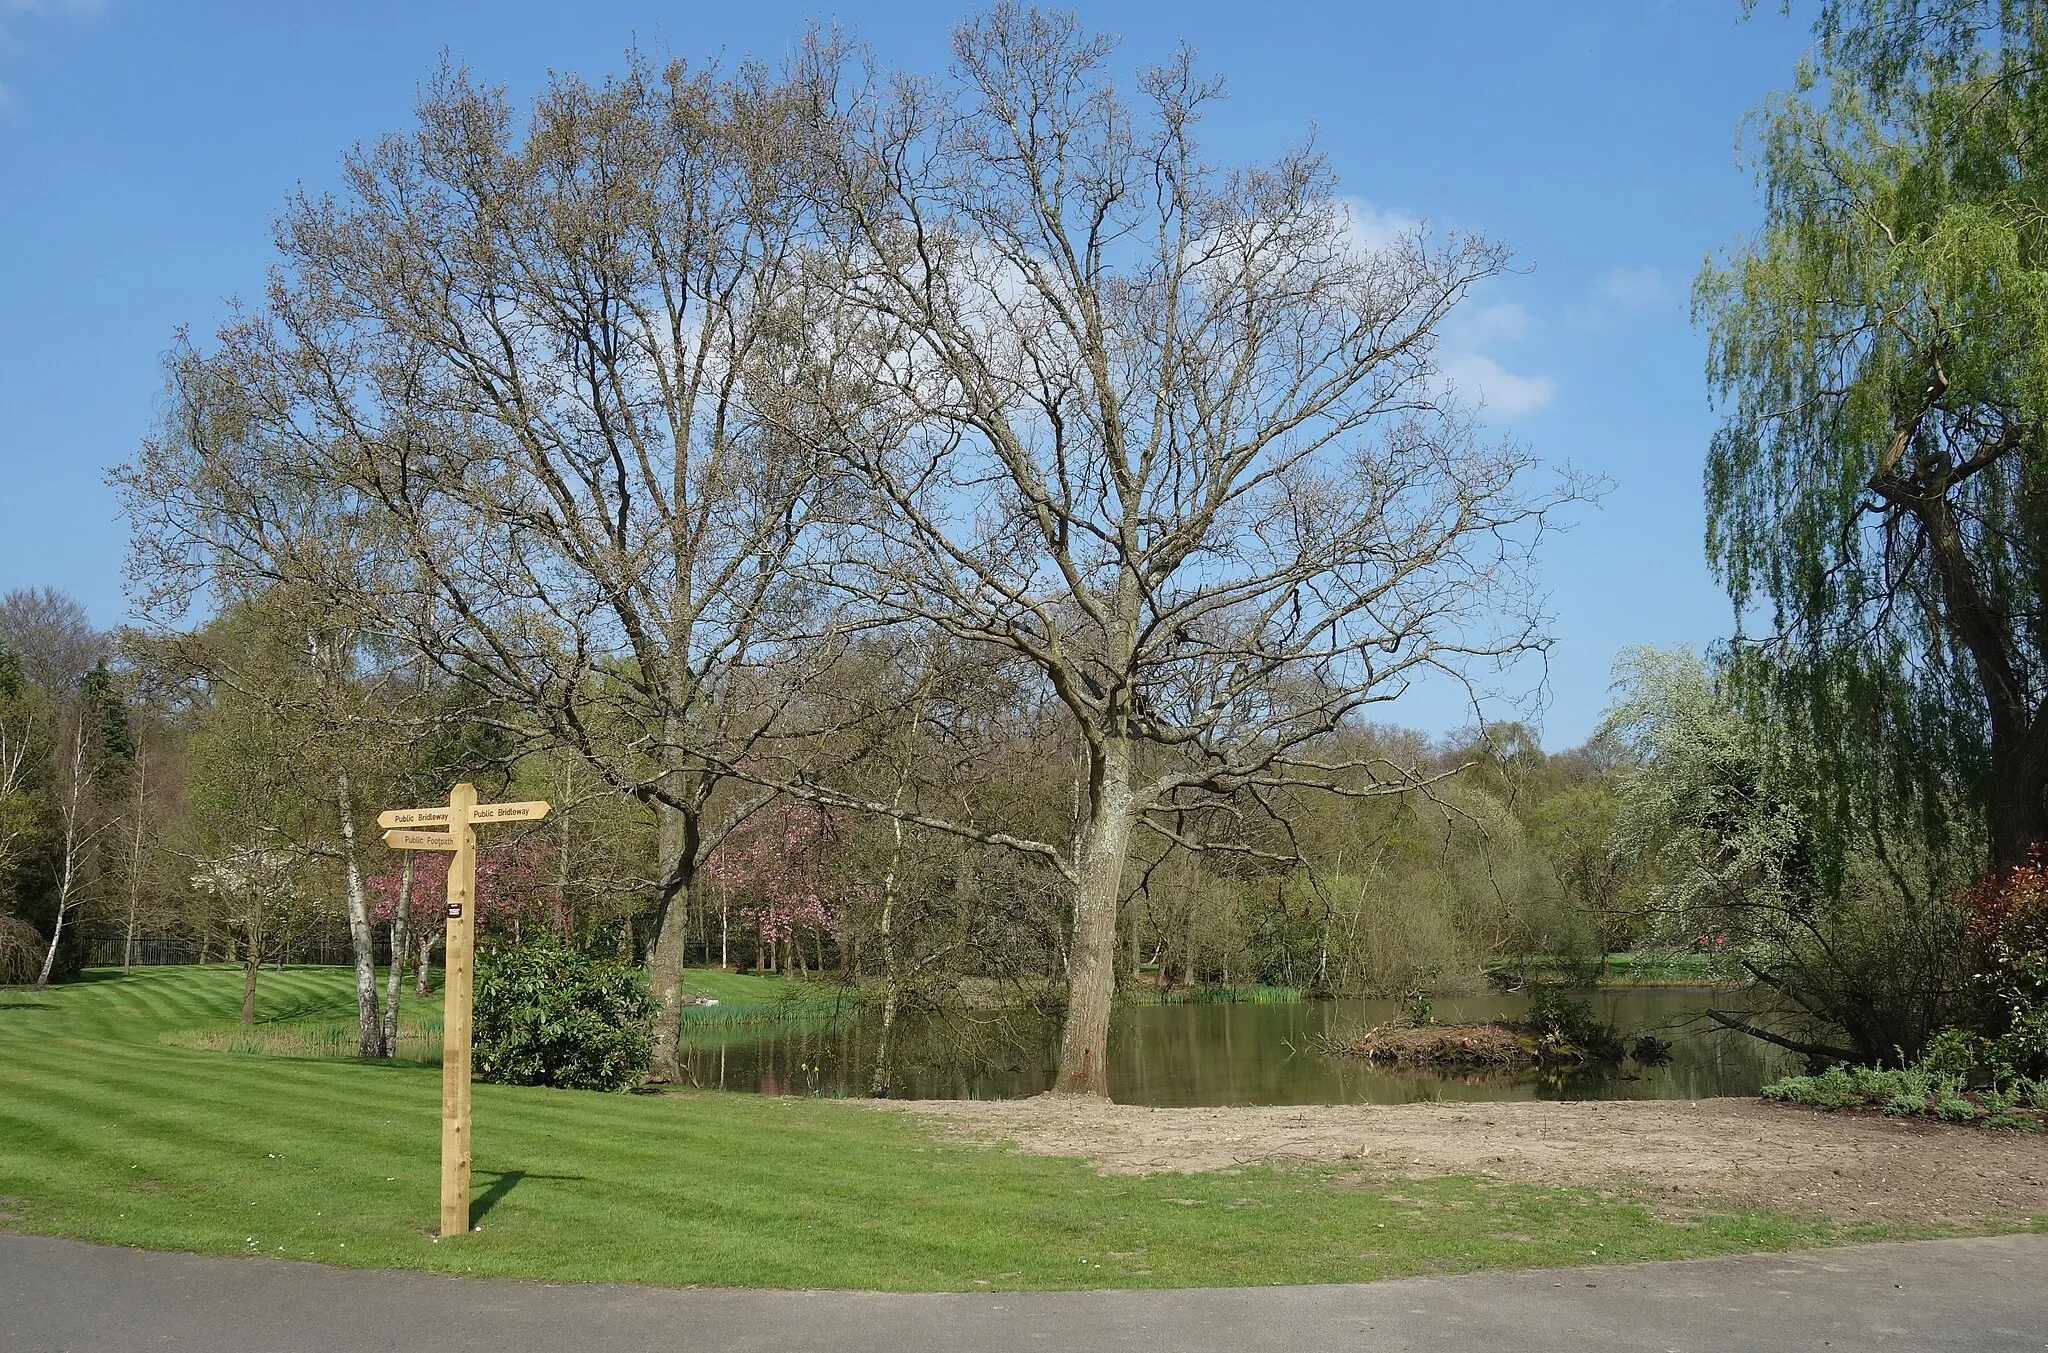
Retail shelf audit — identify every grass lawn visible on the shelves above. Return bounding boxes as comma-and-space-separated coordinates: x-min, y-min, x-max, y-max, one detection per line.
0, 965, 1968, 1291
679, 968, 811, 1004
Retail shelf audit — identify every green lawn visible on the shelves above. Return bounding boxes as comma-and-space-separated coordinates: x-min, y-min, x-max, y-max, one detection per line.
1498, 951, 1745, 986
679, 968, 813, 1004
0, 965, 1974, 1290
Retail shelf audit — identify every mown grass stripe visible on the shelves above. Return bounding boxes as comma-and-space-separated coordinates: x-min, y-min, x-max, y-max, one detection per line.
0, 965, 1984, 1290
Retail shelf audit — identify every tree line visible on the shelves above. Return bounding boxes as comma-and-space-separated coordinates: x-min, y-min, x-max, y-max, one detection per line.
0, 573, 1668, 1078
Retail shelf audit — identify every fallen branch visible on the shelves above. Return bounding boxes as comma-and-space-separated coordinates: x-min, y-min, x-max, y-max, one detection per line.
1705, 1009, 1854, 1063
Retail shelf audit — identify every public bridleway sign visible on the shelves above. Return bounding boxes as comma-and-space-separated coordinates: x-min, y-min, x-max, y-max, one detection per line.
377, 784, 550, 1238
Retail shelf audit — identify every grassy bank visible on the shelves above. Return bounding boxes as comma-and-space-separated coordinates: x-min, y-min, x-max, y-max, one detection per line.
1117, 983, 1303, 1006
1495, 951, 1747, 988
0, 965, 1976, 1291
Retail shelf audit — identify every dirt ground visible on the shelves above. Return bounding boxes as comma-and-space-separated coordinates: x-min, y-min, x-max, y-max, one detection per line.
874, 1095, 2048, 1226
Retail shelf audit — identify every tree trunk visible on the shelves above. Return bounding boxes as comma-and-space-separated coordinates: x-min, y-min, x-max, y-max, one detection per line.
241, 926, 260, 1026
123, 746, 147, 975
415, 929, 436, 995
1988, 733, 2048, 870
1054, 737, 1136, 1096
35, 730, 87, 990
645, 737, 699, 1082
646, 888, 691, 1083
1915, 492, 2048, 867
34, 903, 66, 990
869, 812, 908, 1098
334, 768, 381, 1058
381, 853, 414, 1056
555, 761, 573, 934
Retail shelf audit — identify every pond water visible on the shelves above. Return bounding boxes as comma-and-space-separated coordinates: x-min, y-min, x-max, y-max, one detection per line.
677, 986, 1800, 1105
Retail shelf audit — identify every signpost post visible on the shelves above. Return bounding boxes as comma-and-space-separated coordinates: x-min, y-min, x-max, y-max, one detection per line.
377, 783, 549, 1238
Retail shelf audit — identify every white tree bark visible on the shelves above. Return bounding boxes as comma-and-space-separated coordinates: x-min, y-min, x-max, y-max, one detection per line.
381, 852, 414, 1056
334, 767, 381, 1058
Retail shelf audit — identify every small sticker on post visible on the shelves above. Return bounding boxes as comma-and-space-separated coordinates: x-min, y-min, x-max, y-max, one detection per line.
446, 904, 463, 919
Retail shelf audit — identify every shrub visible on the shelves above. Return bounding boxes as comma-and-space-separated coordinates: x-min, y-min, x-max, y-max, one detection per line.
1764, 1063, 1865, 1109
0, 915, 43, 986
1960, 852, 2048, 1078
1918, 1026, 1983, 1080
1932, 1079, 1982, 1122
1525, 989, 1625, 1062
1883, 1088, 1930, 1116
1763, 1043, 2048, 1129
474, 938, 652, 1091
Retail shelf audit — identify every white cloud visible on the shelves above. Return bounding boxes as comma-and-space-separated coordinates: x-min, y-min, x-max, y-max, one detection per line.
1336, 196, 1422, 254
1440, 352, 1557, 417
1596, 265, 1665, 310
1448, 301, 1533, 347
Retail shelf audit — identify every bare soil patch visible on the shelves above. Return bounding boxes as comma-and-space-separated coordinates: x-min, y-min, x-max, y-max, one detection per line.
874, 1095, 2048, 1227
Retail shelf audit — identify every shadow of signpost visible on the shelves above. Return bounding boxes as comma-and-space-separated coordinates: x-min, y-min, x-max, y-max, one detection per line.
470, 1169, 585, 1227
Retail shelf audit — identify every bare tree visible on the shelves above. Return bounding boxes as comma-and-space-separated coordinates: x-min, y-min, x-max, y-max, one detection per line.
192, 845, 300, 1024
790, 8, 1585, 1093
119, 56, 865, 1078
0, 589, 103, 695
0, 648, 49, 908
0, 589, 99, 914
36, 664, 131, 988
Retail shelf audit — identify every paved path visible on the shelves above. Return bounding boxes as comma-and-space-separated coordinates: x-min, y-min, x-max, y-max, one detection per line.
3, 1231, 2045, 1352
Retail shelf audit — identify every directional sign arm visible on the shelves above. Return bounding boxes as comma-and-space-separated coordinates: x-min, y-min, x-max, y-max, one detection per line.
466, 800, 551, 823
384, 828, 459, 851
378, 801, 549, 829
378, 807, 453, 829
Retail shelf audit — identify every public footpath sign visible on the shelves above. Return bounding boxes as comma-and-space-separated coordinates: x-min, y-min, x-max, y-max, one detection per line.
377, 784, 550, 1238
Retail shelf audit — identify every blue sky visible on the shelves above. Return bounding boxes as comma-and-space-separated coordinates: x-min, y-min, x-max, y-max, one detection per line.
0, 0, 1812, 744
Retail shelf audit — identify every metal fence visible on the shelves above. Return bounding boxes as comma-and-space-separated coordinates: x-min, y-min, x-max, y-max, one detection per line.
86, 933, 401, 968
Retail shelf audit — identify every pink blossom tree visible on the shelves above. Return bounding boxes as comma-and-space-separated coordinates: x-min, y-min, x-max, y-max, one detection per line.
706, 802, 838, 975
368, 839, 560, 1000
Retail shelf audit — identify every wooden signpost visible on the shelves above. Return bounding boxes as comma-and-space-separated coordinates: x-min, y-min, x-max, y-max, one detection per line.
378, 783, 549, 1238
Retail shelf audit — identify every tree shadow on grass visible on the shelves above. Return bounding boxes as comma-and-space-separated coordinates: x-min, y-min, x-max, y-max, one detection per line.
471, 1169, 585, 1227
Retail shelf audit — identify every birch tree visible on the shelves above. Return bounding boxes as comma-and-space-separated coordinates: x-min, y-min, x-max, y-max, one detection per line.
787, 8, 1583, 1093
35, 663, 132, 988
0, 648, 50, 912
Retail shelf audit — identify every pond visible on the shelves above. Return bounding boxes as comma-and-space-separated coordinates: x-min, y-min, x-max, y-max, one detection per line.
677, 986, 1800, 1105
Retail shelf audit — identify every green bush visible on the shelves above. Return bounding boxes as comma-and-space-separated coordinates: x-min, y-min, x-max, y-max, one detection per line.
1763, 1063, 1865, 1109
1762, 1038, 2048, 1129
1524, 990, 1625, 1062
1932, 1080, 1982, 1122
474, 938, 652, 1091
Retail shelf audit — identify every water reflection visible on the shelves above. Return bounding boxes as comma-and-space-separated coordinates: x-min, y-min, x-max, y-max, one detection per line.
677, 987, 1798, 1105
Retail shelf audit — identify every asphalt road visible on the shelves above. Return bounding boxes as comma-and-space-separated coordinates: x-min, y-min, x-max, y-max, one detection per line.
2, 1230, 2044, 1352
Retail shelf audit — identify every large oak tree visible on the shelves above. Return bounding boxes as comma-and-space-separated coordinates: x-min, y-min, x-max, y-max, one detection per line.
796, 7, 1581, 1093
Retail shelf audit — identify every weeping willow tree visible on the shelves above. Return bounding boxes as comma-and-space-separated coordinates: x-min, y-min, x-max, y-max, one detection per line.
1699, 0, 2048, 875
1603, 646, 1970, 1061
